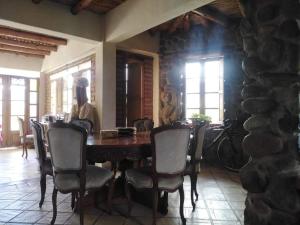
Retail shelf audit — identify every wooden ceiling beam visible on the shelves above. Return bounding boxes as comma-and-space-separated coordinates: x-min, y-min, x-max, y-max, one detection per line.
169, 15, 184, 33
0, 37, 57, 52
32, 0, 43, 4
0, 43, 50, 56
0, 27, 67, 46
71, 0, 94, 15
193, 5, 234, 27
0, 49, 44, 58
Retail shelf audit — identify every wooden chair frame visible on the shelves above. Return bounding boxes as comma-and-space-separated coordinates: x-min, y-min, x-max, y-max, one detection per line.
125, 124, 190, 225
48, 122, 114, 225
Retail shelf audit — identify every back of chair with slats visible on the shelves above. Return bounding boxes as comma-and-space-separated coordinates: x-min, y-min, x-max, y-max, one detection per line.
18, 117, 25, 138
133, 118, 154, 132
31, 122, 47, 165
47, 123, 87, 173
194, 124, 207, 161
151, 125, 190, 175
70, 119, 93, 135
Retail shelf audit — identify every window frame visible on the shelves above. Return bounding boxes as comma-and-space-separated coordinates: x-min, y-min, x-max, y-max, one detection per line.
184, 57, 224, 124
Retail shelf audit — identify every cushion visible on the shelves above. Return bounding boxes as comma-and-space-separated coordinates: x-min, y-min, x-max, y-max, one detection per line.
125, 168, 184, 190
54, 165, 113, 192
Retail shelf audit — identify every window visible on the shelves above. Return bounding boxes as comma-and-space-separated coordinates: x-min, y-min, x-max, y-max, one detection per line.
185, 59, 224, 123
10, 78, 25, 131
50, 81, 57, 114
29, 79, 38, 122
50, 60, 92, 114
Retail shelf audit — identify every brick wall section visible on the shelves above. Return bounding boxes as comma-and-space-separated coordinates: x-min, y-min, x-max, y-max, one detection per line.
142, 58, 153, 119
159, 24, 244, 122
116, 50, 127, 127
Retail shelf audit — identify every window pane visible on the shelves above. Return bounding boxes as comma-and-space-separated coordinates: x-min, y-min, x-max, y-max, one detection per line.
30, 105, 37, 117
11, 86, 25, 101
205, 77, 220, 92
204, 61, 221, 78
186, 94, 200, 108
11, 101, 25, 115
185, 63, 201, 79
11, 78, 25, 86
186, 79, 200, 93
78, 61, 91, 71
11, 116, 23, 131
82, 70, 91, 102
0, 85, 2, 100
30, 79, 37, 91
30, 92, 37, 104
205, 109, 220, 123
186, 109, 200, 119
205, 93, 220, 108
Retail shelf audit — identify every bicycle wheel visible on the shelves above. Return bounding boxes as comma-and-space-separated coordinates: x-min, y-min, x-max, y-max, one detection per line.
217, 136, 243, 172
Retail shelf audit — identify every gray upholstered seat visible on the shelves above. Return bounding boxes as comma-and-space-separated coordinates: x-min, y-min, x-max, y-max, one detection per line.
125, 125, 190, 225
47, 123, 114, 225
55, 165, 113, 192
126, 168, 183, 190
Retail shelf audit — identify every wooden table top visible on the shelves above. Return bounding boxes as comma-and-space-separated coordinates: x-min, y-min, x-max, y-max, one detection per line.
87, 132, 151, 149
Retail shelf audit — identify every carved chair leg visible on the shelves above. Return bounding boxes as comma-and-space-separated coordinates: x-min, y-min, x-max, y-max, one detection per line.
22, 143, 25, 157
179, 185, 186, 225
25, 143, 28, 159
51, 187, 58, 225
107, 178, 115, 214
79, 190, 84, 225
39, 173, 47, 208
193, 173, 199, 201
189, 175, 196, 211
71, 192, 76, 210
125, 181, 132, 217
152, 188, 158, 225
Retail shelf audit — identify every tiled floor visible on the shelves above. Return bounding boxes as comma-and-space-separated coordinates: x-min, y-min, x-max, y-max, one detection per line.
0, 148, 246, 225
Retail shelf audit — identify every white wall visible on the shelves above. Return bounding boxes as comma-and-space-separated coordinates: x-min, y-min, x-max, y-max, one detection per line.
0, 52, 43, 71
41, 40, 98, 73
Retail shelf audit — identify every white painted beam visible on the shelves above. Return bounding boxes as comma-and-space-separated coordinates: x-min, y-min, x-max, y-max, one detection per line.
105, 0, 215, 43
0, 0, 104, 43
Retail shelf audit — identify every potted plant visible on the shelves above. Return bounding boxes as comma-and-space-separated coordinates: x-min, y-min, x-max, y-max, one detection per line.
190, 113, 211, 125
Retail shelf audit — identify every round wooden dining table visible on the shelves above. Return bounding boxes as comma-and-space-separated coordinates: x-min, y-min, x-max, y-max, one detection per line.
86, 131, 152, 163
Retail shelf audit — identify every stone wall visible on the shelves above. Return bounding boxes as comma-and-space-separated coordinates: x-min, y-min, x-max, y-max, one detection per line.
239, 0, 300, 224
159, 23, 245, 124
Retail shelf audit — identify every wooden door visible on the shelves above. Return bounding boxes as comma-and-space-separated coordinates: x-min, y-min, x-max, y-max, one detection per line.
127, 63, 142, 126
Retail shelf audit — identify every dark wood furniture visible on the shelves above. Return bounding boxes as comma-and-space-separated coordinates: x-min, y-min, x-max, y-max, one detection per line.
184, 123, 207, 211
125, 125, 191, 225
31, 121, 53, 208
133, 118, 154, 132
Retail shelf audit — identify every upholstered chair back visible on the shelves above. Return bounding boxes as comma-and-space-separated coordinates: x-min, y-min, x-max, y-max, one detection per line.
194, 124, 207, 161
31, 122, 47, 164
70, 119, 93, 135
133, 118, 154, 132
18, 117, 25, 137
152, 126, 190, 174
48, 124, 86, 172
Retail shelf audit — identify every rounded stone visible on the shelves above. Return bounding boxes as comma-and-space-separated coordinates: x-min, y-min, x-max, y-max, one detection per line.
242, 97, 276, 114
243, 115, 271, 131
258, 38, 282, 66
242, 57, 268, 79
242, 133, 284, 158
241, 85, 268, 99
240, 161, 268, 192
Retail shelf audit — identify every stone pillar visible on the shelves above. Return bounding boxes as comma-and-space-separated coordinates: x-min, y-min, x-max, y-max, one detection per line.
239, 0, 300, 224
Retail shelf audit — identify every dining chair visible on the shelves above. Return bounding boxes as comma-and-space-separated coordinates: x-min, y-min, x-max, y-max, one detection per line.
31, 121, 53, 208
70, 119, 93, 135
125, 125, 191, 225
18, 117, 34, 158
184, 122, 207, 211
47, 122, 114, 225
133, 118, 154, 132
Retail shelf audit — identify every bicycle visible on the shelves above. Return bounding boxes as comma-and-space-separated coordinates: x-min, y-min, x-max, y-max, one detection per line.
205, 119, 250, 172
